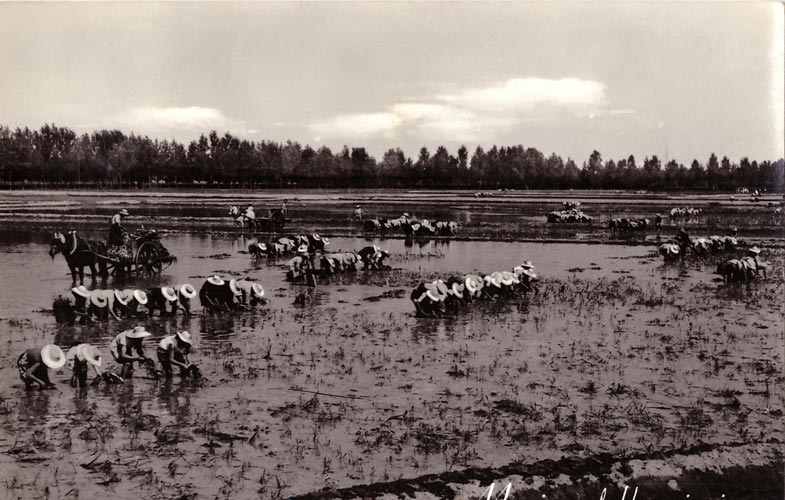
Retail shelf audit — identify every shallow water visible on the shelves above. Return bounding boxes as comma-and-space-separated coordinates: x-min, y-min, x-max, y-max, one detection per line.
0, 202, 782, 498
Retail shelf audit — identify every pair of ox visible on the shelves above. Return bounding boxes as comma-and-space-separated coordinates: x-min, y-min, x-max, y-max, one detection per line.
249, 234, 329, 258
411, 262, 538, 318
199, 276, 267, 312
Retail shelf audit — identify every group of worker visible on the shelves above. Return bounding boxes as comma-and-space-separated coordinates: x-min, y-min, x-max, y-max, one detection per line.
18, 327, 195, 390
57, 284, 197, 324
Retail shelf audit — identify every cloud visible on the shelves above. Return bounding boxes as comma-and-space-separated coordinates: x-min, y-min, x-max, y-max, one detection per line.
309, 77, 610, 143
309, 112, 402, 139
438, 78, 607, 115
114, 106, 250, 135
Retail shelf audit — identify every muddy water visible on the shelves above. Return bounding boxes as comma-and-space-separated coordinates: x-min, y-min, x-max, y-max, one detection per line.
0, 230, 783, 498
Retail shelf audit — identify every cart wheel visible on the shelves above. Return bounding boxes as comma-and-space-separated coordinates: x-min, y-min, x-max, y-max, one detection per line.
136, 242, 162, 275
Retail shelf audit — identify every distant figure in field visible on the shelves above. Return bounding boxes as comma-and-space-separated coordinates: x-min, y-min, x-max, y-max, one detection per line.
281, 200, 288, 218
245, 204, 256, 222
109, 209, 129, 246
354, 205, 365, 220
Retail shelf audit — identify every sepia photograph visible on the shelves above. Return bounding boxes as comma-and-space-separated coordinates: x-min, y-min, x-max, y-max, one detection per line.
0, 2, 783, 499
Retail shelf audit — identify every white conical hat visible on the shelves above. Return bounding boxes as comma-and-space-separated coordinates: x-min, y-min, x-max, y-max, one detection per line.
90, 291, 108, 308
176, 330, 192, 345
251, 283, 264, 298
207, 276, 224, 286
127, 325, 152, 339
41, 344, 66, 369
133, 289, 148, 305
161, 287, 177, 302
229, 279, 241, 296
68, 344, 102, 367
114, 290, 129, 306
71, 286, 89, 298
177, 284, 197, 299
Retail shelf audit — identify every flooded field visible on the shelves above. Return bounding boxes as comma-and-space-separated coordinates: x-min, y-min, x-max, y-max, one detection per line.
0, 190, 782, 499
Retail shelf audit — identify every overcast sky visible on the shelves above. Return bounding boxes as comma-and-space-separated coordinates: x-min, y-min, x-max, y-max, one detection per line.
1, 2, 782, 164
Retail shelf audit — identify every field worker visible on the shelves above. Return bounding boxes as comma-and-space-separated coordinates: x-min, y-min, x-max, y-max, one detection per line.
235, 279, 266, 307
17, 344, 66, 390
286, 246, 310, 281
354, 205, 365, 220
87, 289, 111, 321
174, 284, 197, 315
221, 279, 242, 309
281, 200, 288, 217
108, 208, 130, 246
747, 246, 762, 267
110, 326, 152, 378
147, 286, 178, 316
245, 204, 256, 221
69, 285, 91, 322
157, 331, 192, 378
117, 289, 148, 317
89, 289, 125, 321
66, 344, 102, 388
654, 214, 662, 231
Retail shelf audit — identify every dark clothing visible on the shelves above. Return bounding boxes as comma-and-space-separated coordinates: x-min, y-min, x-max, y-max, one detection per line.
71, 358, 90, 388
17, 349, 50, 387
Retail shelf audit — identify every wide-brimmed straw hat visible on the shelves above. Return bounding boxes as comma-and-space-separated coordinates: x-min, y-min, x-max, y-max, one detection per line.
520, 261, 534, 269
161, 287, 177, 302
297, 244, 309, 254
423, 282, 441, 302
72, 285, 90, 298
177, 284, 197, 299
207, 276, 224, 286
228, 279, 241, 296
68, 344, 102, 367
485, 274, 502, 288
450, 282, 465, 299
311, 234, 322, 241
747, 246, 761, 255
176, 330, 192, 345
114, 289, 129, 306
127, 326, 152, 339
133, 289, 148, 305
256, 242, 267, 251
118, 209, 130, 216
501, 271, 520, 285
41, 344, 66, 369
322, 237, 330, 246
251, 283, 264, 298
90, 291, 108, 308
435, 280, 449, 297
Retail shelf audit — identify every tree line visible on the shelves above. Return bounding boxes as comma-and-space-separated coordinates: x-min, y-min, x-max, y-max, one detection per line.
1, 124, 783, 191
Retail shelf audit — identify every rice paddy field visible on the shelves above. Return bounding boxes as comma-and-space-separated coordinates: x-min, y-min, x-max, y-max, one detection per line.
0, 189, 782, 500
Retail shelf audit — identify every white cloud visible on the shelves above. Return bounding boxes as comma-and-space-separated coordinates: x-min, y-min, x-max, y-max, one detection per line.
309, 112, 402, 139
115, 106, 250, 135
438, 78, 606, 115
309, 77, 611, 143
